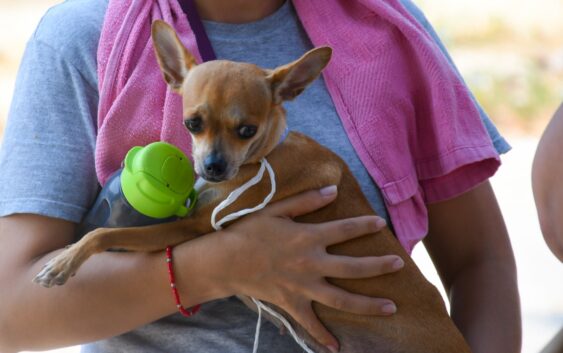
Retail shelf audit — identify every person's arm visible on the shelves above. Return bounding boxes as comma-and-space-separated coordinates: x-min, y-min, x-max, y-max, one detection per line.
424, 181, 521, 353
532, 103, 563, 261
0, 187, 401, 353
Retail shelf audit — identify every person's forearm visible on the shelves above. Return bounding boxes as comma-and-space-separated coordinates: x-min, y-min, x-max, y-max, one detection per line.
0, 189, 400, 353
0, 237, 226, 353
448, 257, 521, 353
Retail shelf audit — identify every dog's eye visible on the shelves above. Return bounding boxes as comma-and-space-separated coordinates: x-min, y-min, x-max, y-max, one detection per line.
237, 125, 257, 139
185, 117, 203, 133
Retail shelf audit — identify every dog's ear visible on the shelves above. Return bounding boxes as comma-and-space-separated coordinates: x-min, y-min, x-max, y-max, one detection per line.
151, 20, 197, 92
267, 46, 332, 104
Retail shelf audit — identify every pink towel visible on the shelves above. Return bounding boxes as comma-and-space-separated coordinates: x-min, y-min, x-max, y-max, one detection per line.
96, 0, 203, 185
291, 0, 500, 251
96, 0, 500, 252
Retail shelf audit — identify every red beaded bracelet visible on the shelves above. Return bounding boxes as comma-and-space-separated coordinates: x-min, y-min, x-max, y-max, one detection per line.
165, 246, 201, 317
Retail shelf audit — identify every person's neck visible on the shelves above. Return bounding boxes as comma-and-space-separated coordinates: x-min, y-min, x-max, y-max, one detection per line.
194, 0, 286, 23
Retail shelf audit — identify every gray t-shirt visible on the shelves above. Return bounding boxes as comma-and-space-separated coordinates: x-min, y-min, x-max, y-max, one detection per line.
0, 0, 510, 352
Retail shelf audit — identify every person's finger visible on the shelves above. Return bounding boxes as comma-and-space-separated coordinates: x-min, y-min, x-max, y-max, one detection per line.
313, 215, 387, 246
286, 304, 339, 353
319, 254, 404, 279
261, 185, 338, 218
309, 282, 397, 316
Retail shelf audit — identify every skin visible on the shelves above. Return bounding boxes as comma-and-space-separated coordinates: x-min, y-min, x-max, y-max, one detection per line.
532, 103, 563, 262
0, 0, 521, 352
425, 181, 521, 353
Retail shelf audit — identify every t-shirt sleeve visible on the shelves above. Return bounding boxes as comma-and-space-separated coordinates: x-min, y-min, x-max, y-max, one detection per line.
0, 37, 99, 222
398, 0, 511, 204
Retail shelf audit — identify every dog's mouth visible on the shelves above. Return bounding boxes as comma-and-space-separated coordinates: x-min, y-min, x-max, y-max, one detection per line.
196, 165, 239, 184
200, 174, 227, 183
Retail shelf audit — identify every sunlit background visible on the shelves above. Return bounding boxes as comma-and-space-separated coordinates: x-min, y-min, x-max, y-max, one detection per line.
0, 1, 562, 352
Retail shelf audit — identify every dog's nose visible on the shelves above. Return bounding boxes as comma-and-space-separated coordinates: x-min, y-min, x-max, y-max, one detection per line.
204, 154, 227, 178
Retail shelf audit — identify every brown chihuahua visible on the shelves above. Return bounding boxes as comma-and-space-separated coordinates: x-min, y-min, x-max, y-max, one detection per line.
34, 20, 471, 353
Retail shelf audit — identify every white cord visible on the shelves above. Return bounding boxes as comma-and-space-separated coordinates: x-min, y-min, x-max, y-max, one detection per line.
252, 298, 263, 353
210, 158, 316, 353
211, 158, 276, 230
251, 298, 317, 353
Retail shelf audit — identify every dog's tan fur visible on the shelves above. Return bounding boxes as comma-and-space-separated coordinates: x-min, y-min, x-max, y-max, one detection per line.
34, 20, 472, 353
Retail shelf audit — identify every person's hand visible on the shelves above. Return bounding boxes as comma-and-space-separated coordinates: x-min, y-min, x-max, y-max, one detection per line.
206, 185, 404, 351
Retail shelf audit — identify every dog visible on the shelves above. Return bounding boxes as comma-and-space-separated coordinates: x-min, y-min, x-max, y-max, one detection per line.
33, 20, 472, 353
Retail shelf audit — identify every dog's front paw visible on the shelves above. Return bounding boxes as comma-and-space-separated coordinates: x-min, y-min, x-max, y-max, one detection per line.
33, 248, 81, 288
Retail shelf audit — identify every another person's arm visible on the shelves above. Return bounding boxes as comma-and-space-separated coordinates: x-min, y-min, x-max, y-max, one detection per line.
0, 188, 400, 353
532, 103, 563, 261
424, 181, 521, 353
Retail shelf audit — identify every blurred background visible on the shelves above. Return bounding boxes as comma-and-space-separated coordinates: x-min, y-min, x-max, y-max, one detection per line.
0, 0, 562, 352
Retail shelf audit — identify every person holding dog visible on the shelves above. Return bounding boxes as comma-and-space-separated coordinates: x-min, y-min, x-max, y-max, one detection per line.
533, 102, 563, 262
0, 0, 521, 353
532, 102, 563, 353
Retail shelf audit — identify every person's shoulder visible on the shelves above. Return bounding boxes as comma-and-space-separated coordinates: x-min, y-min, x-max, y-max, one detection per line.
29, 0, 108, 85
33, 0, 109, 49
31, 0, 108, 66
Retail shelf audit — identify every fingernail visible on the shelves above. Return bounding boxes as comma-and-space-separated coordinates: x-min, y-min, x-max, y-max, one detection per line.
320, 185, 337, 196
326, 344, 339, 353
375, 217, 387, 228
392, 257, 404, 270
382, 303, 397, 314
